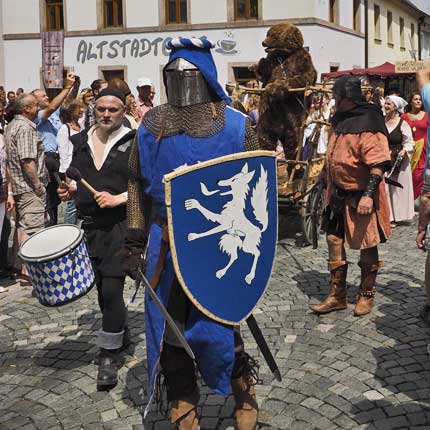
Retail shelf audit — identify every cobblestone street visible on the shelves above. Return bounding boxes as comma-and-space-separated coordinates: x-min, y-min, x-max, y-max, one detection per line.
1, 218, 430, 430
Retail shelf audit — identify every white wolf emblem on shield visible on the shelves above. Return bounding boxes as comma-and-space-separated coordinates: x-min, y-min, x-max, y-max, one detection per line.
164, 151, 277, 325
184, 162, 268, 285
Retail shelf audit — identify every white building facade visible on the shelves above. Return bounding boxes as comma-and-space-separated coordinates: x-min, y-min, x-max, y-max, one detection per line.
1, 0, 367, 101
366, 0, 429, 67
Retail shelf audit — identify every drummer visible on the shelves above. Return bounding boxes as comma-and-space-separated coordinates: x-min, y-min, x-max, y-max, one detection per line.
58, 88, 135, 390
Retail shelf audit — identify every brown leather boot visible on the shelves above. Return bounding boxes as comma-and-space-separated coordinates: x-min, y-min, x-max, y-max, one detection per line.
160, 343, 200, 430
354, 261, 382, 316
309, 261, 348, 314
171, 395, 200, 430
231, 375, 258, 430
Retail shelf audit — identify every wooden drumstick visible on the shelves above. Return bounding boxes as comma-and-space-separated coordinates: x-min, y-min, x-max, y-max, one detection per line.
66, 166, 98, 196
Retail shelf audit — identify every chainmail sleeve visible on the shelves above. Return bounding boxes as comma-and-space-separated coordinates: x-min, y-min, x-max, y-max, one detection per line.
244, 117, 260, 151
127, 135, 146, 230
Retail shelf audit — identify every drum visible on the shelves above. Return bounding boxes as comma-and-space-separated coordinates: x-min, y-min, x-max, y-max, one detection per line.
19, 224, 95, 306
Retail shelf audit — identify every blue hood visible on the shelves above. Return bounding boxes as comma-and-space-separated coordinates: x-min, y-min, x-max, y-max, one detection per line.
163, 37, 231, 105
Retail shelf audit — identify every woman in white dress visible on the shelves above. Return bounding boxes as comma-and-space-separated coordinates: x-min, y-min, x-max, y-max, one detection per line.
384, 95, 415, 226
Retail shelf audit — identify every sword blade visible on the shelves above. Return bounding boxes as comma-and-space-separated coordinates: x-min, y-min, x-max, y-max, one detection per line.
385, 176, 403, 188
137, 268, 195, 361
246, 314, 282, 382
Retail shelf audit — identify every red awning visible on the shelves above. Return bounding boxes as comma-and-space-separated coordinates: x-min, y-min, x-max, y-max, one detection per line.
321, 62, 414, 79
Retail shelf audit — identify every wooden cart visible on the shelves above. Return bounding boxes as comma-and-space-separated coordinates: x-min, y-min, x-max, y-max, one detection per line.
277, 153, 325, 248
227, 83, 330, 248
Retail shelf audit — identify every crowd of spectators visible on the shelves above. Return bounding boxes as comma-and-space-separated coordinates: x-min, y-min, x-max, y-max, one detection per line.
0, 72, 429, 297
0, 75, 156, 290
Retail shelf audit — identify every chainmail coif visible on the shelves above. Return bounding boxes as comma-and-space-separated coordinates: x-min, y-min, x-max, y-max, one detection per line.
143, 101, 225, 138
127, 102, 259, 230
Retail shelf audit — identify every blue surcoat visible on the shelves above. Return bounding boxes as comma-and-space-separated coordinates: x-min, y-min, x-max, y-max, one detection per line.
137, 105, 247, 407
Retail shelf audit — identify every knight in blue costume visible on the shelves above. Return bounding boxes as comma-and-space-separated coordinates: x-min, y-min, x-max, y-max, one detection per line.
122, 38, 260, 429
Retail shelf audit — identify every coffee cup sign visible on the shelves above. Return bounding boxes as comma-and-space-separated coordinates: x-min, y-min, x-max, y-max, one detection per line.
217, 39, 237, 52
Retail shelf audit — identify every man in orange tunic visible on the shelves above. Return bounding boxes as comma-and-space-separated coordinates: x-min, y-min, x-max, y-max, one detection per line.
310, 75, 391, 317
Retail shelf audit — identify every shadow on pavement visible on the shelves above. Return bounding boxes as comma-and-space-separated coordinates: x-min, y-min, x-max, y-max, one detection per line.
351, 278, 430, 428
32, 308, 141, 370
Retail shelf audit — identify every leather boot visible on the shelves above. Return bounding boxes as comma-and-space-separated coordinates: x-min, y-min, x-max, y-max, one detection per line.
160, 343, 200, 430
354, 261, 382, 316
309, 261, 348, 314
232, 375, 258, 430
97, 349, 119, 390
170, 394, 200, 430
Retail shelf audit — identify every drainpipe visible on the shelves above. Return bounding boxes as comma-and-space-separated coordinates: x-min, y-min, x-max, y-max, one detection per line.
364, 0, 369, 68
418, 16, 423, 61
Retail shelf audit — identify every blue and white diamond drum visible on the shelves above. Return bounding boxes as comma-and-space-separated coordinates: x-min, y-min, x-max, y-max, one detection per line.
19, 224, 95, 306
165, 151, 278, 325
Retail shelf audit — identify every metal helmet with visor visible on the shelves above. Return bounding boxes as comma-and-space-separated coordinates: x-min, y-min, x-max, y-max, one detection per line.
164, 58, 212, 107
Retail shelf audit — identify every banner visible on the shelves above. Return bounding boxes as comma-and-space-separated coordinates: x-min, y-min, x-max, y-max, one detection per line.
42, 31, 64, 89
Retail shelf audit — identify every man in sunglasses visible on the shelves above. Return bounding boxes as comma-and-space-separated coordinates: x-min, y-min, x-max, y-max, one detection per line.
58, 88, 135, 391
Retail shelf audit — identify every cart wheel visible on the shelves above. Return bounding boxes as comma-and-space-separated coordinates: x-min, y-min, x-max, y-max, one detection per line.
302, 185, 324, 248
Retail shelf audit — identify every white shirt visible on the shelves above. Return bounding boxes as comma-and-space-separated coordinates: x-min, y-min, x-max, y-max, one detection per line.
87, 124, 131, 170
57, 124, 81, 173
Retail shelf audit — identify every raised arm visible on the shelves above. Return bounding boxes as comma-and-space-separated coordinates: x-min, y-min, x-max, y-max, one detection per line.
417, 69, 430, 92
40, 73, 76, 120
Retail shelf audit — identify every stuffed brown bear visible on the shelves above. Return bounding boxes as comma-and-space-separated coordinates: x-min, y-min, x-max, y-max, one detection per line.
255, 23, 317, 160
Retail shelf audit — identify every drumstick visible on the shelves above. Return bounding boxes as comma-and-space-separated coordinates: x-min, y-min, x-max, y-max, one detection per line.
66, 166, 98, 196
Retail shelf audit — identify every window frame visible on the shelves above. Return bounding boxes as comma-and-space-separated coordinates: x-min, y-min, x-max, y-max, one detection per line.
103, 0, 124, 28
400, 17, 405, 50
374, 4, 381, 41
329, 0, 339, 25
165, 0, 188, 25
46, 0, 64, 31
234, 0, 259, 21
387, 10, 393, 47
353, 0, 361, 32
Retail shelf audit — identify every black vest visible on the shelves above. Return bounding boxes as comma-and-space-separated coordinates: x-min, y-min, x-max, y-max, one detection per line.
70, 128, 135, 220
388, 119, 403, 162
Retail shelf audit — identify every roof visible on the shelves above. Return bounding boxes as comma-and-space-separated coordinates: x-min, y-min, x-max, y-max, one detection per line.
402, 0, 430, 17
321, 62, 415, 79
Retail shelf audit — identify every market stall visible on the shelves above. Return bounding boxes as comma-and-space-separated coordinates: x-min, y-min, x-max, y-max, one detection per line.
321, 62, 417, 99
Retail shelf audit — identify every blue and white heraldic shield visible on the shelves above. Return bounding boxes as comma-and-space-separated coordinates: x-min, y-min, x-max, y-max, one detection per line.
164, 151, 278, 325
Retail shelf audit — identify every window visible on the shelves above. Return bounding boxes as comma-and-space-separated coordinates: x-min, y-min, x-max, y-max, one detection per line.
330, 65, 339, 73
400, 17, 405, 49
353, 0, 361, 32
103, 0, 123, 28
329, 0, 339, 24
99, 67, 126, 82
374, 4, 381, 40
411, 23, 415, 42
166, 0, 187, 24
234, 0, 258, 20
387, 10, 393, 46
232, 66, 256, 85
46, 0, 64, 31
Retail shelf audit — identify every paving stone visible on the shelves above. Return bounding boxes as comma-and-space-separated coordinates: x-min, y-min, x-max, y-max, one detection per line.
0, 219, 427, 428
